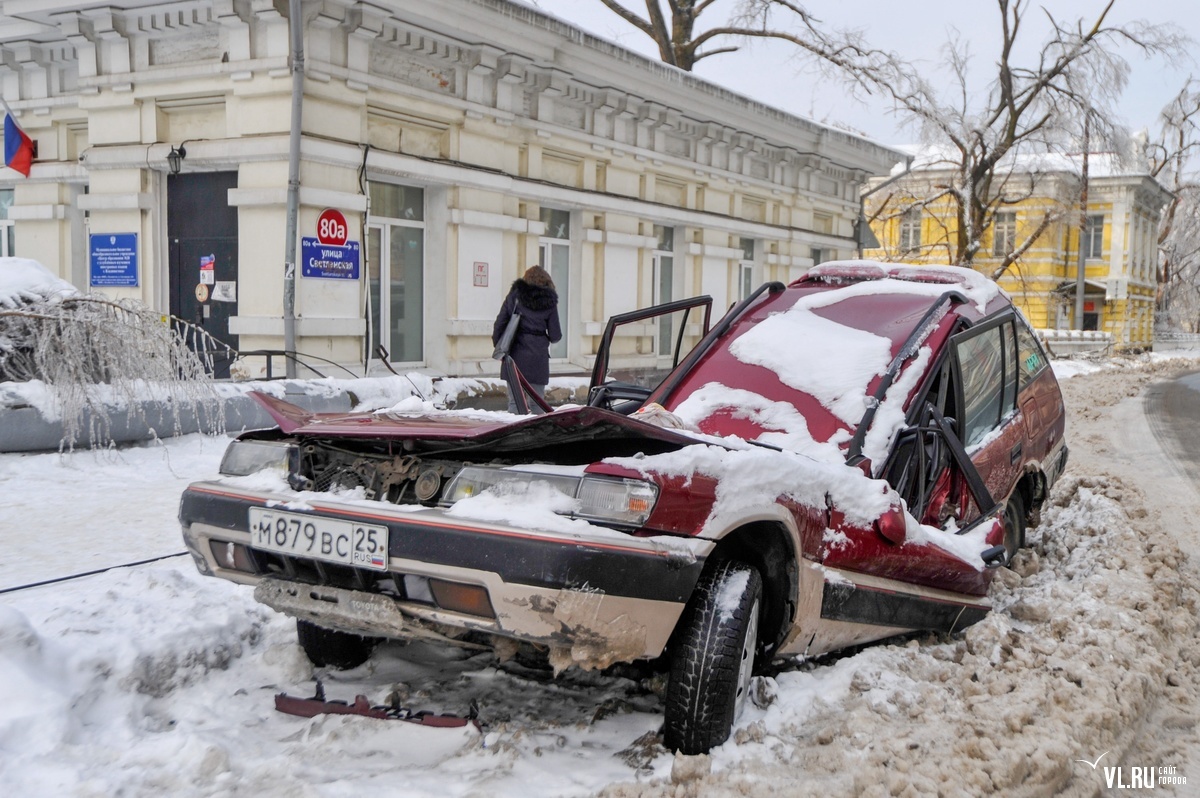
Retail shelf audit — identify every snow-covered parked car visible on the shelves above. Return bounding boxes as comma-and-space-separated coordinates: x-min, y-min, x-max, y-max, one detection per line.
179, 260, 1067, 754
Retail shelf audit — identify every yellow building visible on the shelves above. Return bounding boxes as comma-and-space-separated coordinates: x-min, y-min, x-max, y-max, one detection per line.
864, 151, 1170, 351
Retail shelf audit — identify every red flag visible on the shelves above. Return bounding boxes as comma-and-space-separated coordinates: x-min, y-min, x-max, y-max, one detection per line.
4, 113, 34, 177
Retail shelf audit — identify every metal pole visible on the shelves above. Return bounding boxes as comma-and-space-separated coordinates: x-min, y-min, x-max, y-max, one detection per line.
1074, 112, 1090, 331
283, 0, 304, 378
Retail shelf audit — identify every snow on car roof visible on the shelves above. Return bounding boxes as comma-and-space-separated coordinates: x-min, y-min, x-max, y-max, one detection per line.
0, 258, 78, 309
801, 260, 1002, 313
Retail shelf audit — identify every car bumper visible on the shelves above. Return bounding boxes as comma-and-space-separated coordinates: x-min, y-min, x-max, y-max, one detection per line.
179, 481, 713, 668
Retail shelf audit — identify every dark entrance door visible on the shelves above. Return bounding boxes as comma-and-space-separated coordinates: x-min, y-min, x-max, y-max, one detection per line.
168, 171, 239, 378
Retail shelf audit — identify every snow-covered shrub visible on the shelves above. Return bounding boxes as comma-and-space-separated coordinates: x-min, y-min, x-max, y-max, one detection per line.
0, 258, 224, 449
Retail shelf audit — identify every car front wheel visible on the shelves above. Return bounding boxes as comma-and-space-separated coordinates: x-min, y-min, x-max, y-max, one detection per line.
1003, 491, 1026, 566
664, 560, 763, 755
295, 619, 381, 670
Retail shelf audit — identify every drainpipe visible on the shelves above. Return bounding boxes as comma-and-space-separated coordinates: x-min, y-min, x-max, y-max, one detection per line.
283, 0, 304, 378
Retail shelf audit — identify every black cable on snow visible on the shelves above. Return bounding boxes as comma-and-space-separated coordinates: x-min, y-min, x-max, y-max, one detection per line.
0, 551, 188, 595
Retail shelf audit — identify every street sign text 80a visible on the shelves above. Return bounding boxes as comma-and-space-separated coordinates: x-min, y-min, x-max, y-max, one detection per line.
316, 208, 348, 246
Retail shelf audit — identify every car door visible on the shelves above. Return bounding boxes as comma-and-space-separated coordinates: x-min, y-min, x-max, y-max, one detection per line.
586, 295, 713, 413
952, 315, 1023, 506
1013, 311, 1066, 471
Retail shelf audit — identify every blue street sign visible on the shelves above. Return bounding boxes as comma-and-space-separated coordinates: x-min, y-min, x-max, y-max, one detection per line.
89, 233, 138, 287
301, 237, 360, 279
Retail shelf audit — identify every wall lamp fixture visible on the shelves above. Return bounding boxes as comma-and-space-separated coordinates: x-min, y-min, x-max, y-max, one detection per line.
167, 144, 187, 175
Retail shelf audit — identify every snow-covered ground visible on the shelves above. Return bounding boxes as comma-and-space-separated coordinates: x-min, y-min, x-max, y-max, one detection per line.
3, 354, 1200, 796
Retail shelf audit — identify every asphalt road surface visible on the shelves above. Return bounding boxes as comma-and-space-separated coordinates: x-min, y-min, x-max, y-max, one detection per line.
1145, 369, 1200, 486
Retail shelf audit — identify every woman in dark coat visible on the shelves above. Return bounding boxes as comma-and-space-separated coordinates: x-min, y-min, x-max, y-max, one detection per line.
492, 265, 562, 413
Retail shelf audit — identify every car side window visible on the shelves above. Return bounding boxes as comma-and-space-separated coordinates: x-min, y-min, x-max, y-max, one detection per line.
1002, 321, 1018, 417
954, 321, 1017, 448
1014, 312, 1049, 389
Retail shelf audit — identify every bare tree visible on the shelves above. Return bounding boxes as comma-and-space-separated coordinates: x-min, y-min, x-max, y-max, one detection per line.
595, 2, 1182, 271
591, 0, 830, 71
1150, 82, 1200, 331
736, 1, 1184, 271
0, 294, 227, 449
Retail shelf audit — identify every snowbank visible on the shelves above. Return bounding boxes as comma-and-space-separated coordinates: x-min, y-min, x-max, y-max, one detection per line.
3, 358, 1200, 797
600, 474, 1199, 797
2, 468, 1193, 797
0, 257, 76, 309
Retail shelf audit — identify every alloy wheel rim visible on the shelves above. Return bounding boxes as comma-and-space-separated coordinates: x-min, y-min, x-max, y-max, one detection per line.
733, 596, 760, 720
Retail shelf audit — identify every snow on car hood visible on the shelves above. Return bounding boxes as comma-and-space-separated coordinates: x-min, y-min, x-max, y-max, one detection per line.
607, 443, 892, 532
606, 442, 992, 568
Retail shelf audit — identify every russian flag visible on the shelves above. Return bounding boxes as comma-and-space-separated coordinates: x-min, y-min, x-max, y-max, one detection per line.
4, 113, 33, 177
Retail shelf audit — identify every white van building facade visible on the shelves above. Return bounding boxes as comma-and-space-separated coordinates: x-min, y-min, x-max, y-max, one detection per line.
0, 0, 901, 379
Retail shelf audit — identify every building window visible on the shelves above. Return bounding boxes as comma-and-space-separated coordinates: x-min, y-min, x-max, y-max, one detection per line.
992, 211, 1016, 257
539, 208, 571, 359
899, 207, 921, 253
739, 237, 755, 300
812, 213, 834, 235
811, 246, 828, 266
1083, 214, 1104, 260
0, 189, 13, 255
367, 182, 425, 364
653, 225, 674, 354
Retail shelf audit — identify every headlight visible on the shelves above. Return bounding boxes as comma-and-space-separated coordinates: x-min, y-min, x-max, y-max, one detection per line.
575, 476, 658, 525
442, 466, 658, 527
441, 466, 580, 503
219, 440, 297, 477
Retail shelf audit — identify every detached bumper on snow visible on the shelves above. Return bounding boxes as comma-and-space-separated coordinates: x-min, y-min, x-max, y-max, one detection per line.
179, 482, 712, 668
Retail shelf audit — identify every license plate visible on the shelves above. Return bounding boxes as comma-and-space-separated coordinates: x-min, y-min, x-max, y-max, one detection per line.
248, 508, 389, 571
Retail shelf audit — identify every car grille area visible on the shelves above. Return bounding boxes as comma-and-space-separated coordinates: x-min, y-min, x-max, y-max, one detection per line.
209, 538, 423, 604
292, 445, 465, 506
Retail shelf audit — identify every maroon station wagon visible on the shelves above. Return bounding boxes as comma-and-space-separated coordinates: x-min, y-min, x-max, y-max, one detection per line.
179, 260, 1067, 754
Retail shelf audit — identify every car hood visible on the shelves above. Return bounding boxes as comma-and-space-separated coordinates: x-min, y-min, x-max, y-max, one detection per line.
251, 391, 711, 454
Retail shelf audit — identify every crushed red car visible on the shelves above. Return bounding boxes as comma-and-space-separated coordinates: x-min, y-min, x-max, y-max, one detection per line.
179, 260, 1067, 754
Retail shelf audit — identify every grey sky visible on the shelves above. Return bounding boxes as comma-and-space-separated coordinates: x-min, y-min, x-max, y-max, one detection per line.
539, 0, 1198, 149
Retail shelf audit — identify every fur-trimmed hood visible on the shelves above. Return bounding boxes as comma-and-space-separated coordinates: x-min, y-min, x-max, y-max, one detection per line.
511, 278, 558, 311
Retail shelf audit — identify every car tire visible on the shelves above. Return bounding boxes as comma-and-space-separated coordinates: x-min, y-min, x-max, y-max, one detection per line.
295, 619, 381, 670
664, 560, 762, 755
1003, 491, 1026, 566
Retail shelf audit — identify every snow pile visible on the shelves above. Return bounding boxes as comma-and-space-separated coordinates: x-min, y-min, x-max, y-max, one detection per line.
0, 257, 76, 309
599, 474, 1199, 797
3, 356, 1200, 796
0, 568, 282, 796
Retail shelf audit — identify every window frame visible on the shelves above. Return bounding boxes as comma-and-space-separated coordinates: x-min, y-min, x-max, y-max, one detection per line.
652, 224, 675, 356
899, 207, 922, 253
1082, 213, 1104, 260
0, 188, 14, 256
366, 182, 427, 366
1013, 311, 1050, 389
992, 211, 1017, 257
949, 312, 1020, 449
738, 236, 755, 301
538, 207, 571, 360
